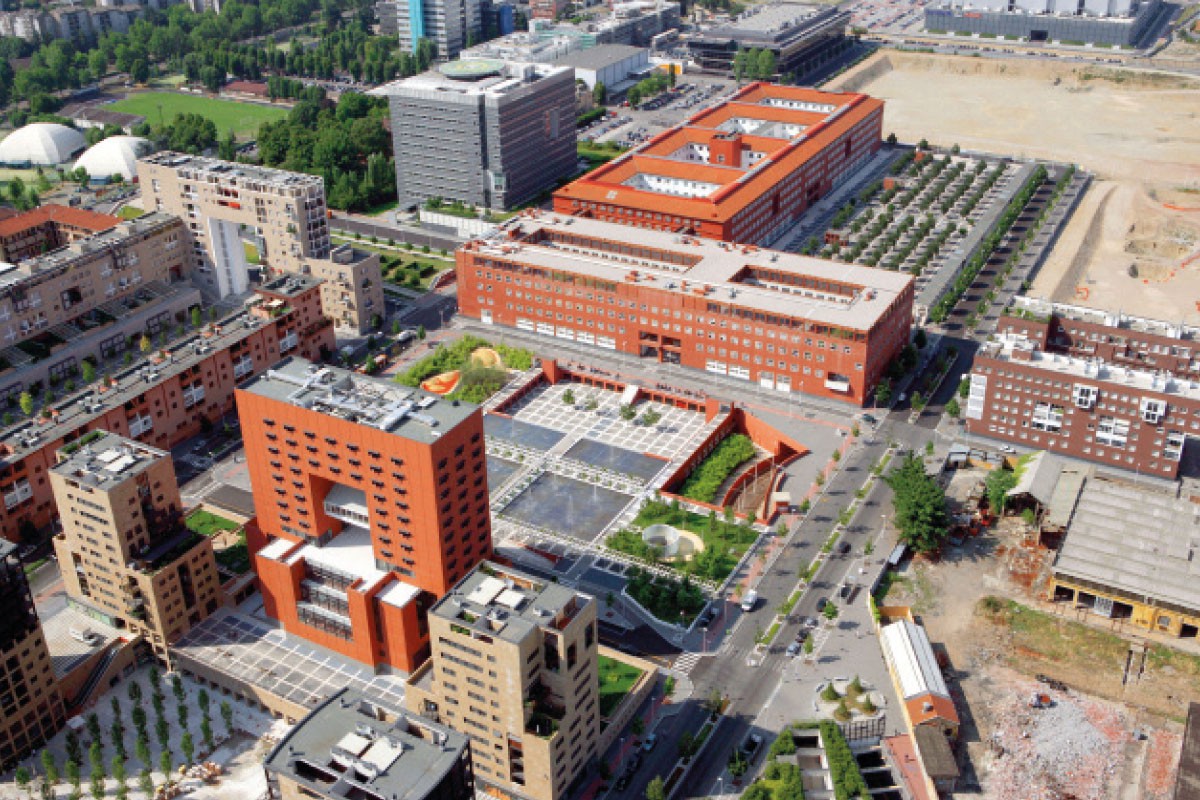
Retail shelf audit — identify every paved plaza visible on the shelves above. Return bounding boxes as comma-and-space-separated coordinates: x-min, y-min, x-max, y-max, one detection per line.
500, 473, 635, 541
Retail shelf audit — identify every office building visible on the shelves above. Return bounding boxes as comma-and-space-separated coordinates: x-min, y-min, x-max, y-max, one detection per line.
0, 204, 119, 264
0, 212, 198, 404
238, 357, 492, 672
686, 2, 850, 79
457, 213, 912, 404
0, 540, 65, 771
552, 44, 650, 92
925, 0, 1160, 46
406, 562, 600, 800
0, 274, 334, 541
553, 83, 884, 246
376, 60, 577, 211
138, 153, 384, 333
391, 0, 483, 59
966, 298, 1200, 478
263, 688, 474, 800
1050, 477, 1200, 639
51, 431, 222, 661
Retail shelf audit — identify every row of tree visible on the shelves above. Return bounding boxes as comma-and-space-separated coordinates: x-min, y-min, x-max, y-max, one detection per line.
732, 47, 778, 83
884, 452, 949, 554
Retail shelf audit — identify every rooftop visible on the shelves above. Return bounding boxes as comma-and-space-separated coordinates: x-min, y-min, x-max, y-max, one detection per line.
703, 1, 832, 36
51, 430, 165, 491
0, 203, 118, 240
371, 61, 572, 100
139, 151, 324, 192
1010, 295, 1200, 343
265, 688, 468, 800
431, 561, 591, 645
1054, 478, 1200, 615
555, 83, 883, 223
239, 357, 478, 445
879, 619, 951, 702
259, 273, 325, 299
471, 211, 911, 330
553, 44, 646, 71
977, 335, 1200, 401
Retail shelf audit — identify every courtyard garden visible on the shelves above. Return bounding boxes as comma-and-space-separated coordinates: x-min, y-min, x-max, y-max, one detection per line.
396, 335, 534, 403
624, 566, 707, 626
606, 497, 759, 582
677, 434, 757, 504
597, 655, 645, 718
184, 509, 239, 537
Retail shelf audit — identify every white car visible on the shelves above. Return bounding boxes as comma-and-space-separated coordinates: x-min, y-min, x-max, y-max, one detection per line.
998, 445, 1016, 454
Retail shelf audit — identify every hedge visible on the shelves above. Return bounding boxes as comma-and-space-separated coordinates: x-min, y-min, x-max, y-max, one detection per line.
819, 722, 870, 800
679, 434, 756, 504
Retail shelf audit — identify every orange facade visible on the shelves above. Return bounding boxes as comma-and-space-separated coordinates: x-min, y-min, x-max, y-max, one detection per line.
237, 367, 492, 672
553, 84, 885, 245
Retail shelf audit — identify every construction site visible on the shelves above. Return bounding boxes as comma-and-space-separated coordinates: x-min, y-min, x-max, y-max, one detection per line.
826, 50, 1200, 324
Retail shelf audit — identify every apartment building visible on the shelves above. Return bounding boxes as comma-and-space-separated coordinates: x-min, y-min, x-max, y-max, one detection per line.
263, 688, 474, 800
0, 204, 119, 264
457, 212, 913, 404
0, 212, 197, 403
406, 562, 600, 800
50, 432, 221, 661
553, 83, 884, 245
0, 274, 334, 541
238, 357, 492, 673
138, 154, 384, 333
0, 540, 65, 771
966, 298, 1200, 478
390, 0, 483, 59
376, 60, 577, 211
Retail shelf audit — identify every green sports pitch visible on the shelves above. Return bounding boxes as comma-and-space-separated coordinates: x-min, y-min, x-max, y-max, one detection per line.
107, 91, 288, 137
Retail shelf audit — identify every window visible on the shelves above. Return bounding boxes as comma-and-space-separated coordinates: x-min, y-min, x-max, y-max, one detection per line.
1030, 403, 1063, 433
1096, 416, 1130, 447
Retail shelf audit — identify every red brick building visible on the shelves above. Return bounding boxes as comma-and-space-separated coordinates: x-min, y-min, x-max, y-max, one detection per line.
237, 358, 492, 672
966, 299, 1200, 478
458, 213, 913, 404
0, 275, 334, 540
553, 83, 884, 245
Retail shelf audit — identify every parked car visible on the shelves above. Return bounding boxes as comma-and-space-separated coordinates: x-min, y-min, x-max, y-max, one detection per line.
795, 629, 809, 643
803, 616, 819, 629
740, 590, 759, 612
642, 734, 658, 752
741, 734, 763, 757
816, 597, 829, 612
999, 444, 1016, 453
786, 641, 801, 657
838, 541, 851, 555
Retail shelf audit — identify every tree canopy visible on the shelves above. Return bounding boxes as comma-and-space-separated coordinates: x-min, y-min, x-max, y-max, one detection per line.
885, 453, 949, 553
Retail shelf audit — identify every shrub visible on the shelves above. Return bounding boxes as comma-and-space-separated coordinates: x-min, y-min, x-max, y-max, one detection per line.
678, 434, 755, 503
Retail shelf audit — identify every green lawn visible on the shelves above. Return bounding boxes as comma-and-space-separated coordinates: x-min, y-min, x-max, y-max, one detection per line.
117, 205, 144, 221
108, 92, 287, 137
185, 509, 240, 537
244, 241, 260, 264
598, 655, 645, 718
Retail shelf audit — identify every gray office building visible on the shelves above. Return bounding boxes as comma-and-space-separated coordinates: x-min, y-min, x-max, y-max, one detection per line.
375, 59, 577, 211
924, 0, 1161, 45
686, 2, 850, 79
386, 0, 483, 60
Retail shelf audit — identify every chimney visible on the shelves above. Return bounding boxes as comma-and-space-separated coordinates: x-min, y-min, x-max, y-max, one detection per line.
709, 132, 742, 168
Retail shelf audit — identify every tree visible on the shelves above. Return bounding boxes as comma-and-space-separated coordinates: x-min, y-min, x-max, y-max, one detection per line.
135, 737, 150, 769
593, 81, 607, 105
19, 390, 33, 417
171, 674, 185, 704
201, 717, 214, 751
562, 388, 576, 405
911, 392, 926, 412
945, 397, 961, 418
158, 750, 172, 778
416, 325, 426, 340
958, 377, 970, 398
728, 749, 749, 779
181, 732, 195, 766
631, 717, 645, 736
645, 776, 665, 800
985, 467, 1018, 515
218, 128, 237, 161
15, 766, 29, 795
884, 453, 949, 553
220, 701, 234, 734
42, 749, 58, 786
754, 48, 776, 80
138, 334, 152, 355
139, 770, 153, 798
130, 59, 150, 85
704, 688, 724, 714
66, 760, 80, 792
191, 306, 203, 329
823, 601, 839, 620
886, 132, 898, 145
619, 404, 637, 421
874, 379, 892, 407
677, 732, 699, 761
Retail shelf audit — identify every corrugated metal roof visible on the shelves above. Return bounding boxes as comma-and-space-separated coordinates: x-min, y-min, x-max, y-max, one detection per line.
880, 619, 950, 701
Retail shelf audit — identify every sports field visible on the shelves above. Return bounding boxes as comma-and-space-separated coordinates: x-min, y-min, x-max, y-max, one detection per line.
108, 91, 287, 137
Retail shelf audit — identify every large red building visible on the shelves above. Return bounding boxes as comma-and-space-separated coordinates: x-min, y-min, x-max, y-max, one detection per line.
458, 213, 913, 404
237, 358, 492, 672
967, 298, 1200, 478
553, 83, 884, 245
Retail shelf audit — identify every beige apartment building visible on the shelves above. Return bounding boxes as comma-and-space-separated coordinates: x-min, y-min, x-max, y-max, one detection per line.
137, 152, 384, 333
0, 540, 65, 771
406, 562, 601, 800
51, 431, 222, 662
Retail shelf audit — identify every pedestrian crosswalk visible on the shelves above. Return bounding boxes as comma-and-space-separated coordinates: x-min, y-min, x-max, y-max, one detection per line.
673, 651, 704, 674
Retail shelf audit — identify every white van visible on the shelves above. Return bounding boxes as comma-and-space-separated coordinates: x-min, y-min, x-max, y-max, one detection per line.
740, 590, 759, 612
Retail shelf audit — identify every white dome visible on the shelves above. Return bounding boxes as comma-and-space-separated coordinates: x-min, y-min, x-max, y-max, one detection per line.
73, 136, 155, 181
0, 123, 86, 166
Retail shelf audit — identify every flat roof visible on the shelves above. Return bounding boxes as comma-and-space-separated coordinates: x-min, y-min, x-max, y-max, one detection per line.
879, 619, 951, 702
139, 151, 324, 191
978, 336, 1200, 402
51, 430, 166, 491
264, 688, 468, 800
553, 44, 646, 71
239, 357, 478, 446
1009, 295, 1200, 344
431, 561, 591, 645
1054, 478, 1200, 614
555, 83, 883, 223
372, 60, 571, 100
470, 211, 911, 331
705, 1, 829, 35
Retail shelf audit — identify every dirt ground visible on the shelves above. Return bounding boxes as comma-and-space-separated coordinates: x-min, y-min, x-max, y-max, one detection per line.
828, 51, 1200, 322
883, 499, 1194, 799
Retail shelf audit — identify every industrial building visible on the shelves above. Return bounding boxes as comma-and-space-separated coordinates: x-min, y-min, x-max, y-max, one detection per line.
0, 274, 334, 541
50, 431, 222, 662
924, 0, 1160, 46
238, 357, 492, 673
553, 83, 885, 246
966, 298, 1200, 478
376, 60, 577, 211
263, 688, 474, 800
686, 2, 850, 79
138, 153, 383, 333
0, 540, 65, 771
456, 212, 912, 404
1050, 478, 1200, 639
879, 619, 960, 739
405, 561, 600, 800
552, 44, 650, 92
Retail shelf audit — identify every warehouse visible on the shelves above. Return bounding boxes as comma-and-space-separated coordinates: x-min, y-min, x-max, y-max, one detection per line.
924, 0, 1161, 46
554, 44, 651, 92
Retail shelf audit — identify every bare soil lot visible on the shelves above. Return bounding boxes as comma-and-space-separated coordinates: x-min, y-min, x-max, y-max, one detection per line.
828, 51, 1200, 322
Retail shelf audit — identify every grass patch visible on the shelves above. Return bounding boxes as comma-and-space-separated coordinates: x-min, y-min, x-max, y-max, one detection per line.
598, 655, 645, 718
185, 509, 240, 537
758, 619, 782, 645
626, 566, 707, 625
243, 241, 260, 264
108, 92, 287, 137
396, 334, 533, 403
214, 530, 251, 575
117, 205, 144, 221
578, 141, 628, 167
606, 498, 759, 582
977, 596, 1127, 669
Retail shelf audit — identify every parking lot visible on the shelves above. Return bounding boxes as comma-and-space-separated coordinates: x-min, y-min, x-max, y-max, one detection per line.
580, 75, 741, 150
